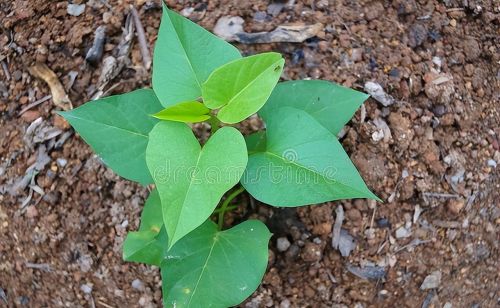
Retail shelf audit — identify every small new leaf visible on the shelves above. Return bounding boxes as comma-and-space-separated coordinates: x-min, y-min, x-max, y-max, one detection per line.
153, 101, 211, 123
202, 52, 284, 124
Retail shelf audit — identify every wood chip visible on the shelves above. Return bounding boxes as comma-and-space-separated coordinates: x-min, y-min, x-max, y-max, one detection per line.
331, 205, 344, 250
28, 63, 72, 110
214, 16, 323, 44
235, 23, 324, 44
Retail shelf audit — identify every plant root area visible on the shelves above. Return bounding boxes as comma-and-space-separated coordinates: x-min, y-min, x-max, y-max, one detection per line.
0, 1, 499, 307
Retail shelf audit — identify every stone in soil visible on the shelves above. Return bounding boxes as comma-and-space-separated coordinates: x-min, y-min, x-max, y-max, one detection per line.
420, 271, 442, 290
276, 237, 291, 252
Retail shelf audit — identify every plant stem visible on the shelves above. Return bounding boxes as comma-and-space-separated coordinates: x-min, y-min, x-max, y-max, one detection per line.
213, 205, 238, 214
208, 116, 221, 134
217, 186, 245, 230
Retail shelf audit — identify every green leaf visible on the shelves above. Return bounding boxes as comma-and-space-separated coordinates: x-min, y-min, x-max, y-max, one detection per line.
153, 5, 241, 107
123, 190, 168, 266
135, 189, 163, 233
260, 80, 369, 135
153, 101, 211, 123
241, 107, 379, 206
59, 89, 162, 185
246, 131, 267, 154
202, 52, 284, 124
161, 220, 271, 308
123, 228, 168, 266
146, 122, 248, 248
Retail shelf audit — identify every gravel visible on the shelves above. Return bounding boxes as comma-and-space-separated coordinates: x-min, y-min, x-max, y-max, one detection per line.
80, 283, 93, 294
395, 226, 412, 238
420, 271, 442, 290
276, 237, 291, 252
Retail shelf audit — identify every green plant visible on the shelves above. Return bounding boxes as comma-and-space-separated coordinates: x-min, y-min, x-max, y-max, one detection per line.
59, 5, 379, 307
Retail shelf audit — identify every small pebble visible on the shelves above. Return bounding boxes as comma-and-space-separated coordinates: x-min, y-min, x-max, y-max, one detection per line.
180, 7, 194, 17
420, 271, 441, 290
432, 56, 442, 68
364, 81, 396, 106
80, 283, 92, 294
364, 228, 375, 240
67, 4, 85, 16
301, 242, 322, 262
338, 229, 357, 257
432, 104, 447, 117
447, 199, 465, 215
253, 11, 268, 23
131, 279, 144, 290
351, 48, 363, 62
376, 217, 391, 228
56, 158, 67, 167
85, 26, 106, 65
408, 23, 427, 48
12, 70, 22, 81
395, 226, 411, 238
18, 296, 29, 305
267, 3, 284, 17
346, 263, 386, 280
487, 159, 497, 168
285, 244, 300, 260
279, 299, 291, 308
276, 237, 291, 252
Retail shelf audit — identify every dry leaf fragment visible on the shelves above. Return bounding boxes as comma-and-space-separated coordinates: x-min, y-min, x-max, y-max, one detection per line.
214, 15, 323, 44
28, 63, 73, 110
235, 23, 324, 44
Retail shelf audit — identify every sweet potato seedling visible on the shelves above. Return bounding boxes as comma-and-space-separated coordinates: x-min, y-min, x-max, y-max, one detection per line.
60, 4, 379, 307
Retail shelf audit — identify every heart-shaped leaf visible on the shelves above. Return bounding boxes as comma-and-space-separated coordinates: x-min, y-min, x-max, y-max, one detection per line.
241, 106, 379, 206
246, 131, 267, 154
146, 121, 247, 247
260, 80, 369, 135
153, 101, 211, 123
59, 89, 162, 185
153, 5, 241, 107
161, 220, 271, 307
123, 190, 168, 266
202, 52, 284, 124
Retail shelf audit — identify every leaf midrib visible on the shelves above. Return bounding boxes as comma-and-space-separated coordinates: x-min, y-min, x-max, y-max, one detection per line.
255, 150, 369, 197
63, 113, 149, 138
167, 11, 202, 90
222, 58, 281, 110
169, 147, 203, 245
187, 233, 218, 306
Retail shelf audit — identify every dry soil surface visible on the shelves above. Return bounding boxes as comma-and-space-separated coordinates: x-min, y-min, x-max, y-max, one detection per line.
0, 0, 499, 307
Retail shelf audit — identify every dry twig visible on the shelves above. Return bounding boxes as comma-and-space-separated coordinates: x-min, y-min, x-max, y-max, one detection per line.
18, 95, 52, 115
130, 5, 151, 69
28, 63, 72, 110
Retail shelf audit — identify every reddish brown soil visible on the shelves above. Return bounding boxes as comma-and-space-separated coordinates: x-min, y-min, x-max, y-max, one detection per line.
1, 1, 499, 307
